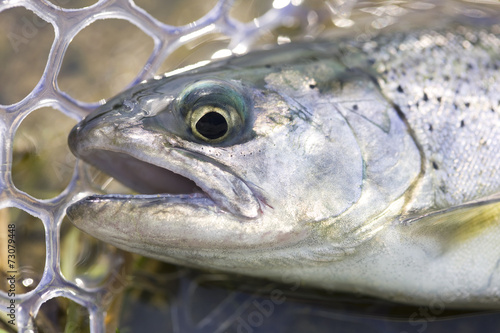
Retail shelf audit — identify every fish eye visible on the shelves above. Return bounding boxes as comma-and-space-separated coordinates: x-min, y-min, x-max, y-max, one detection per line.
177, 80, 249, 143
191, 106, 230, 141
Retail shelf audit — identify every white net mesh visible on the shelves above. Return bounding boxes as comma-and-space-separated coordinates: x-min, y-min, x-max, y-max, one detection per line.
1, 0, 499, 332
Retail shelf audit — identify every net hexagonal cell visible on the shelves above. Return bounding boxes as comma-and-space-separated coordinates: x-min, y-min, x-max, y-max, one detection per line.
35, 297, 90, 333
58, 19, 154, 103
0, 207, 45, 295
0, 7, 53, 105
12, 107, 76, 200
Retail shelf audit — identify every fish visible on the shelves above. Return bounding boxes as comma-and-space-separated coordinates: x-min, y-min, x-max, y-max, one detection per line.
67, 24, 500, 309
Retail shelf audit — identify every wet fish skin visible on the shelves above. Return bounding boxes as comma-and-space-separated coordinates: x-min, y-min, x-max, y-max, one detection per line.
67, 25, 500, 308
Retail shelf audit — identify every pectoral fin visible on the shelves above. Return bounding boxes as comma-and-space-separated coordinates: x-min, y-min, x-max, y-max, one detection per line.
402, 195, 500, 247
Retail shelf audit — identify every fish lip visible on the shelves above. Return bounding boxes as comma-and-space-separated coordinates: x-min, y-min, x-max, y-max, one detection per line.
73, 192, 220, 211
82, 192, 208, 201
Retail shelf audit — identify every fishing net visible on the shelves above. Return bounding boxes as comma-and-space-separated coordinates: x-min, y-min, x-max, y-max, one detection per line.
0, 0, 499, 332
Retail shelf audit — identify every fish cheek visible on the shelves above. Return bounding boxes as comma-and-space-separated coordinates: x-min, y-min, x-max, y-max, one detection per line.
239, 110, 363, 223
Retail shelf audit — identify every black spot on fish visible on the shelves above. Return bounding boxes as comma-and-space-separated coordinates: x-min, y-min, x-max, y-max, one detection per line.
416, 101, 420, 108
432, 161, 439, 170
465, 102, 470, 108
428, 124, 433, 132
397, 85, 404, 93
423, 93, 429, 102
444, 75, 450, 81
453, 103, 458, 110
439, 185, 446, 192
437, 96, 442, 103
467, 63, 474, 70
352, 104, 358, 111
309, 84, 316, 89
460, 120, 465, 128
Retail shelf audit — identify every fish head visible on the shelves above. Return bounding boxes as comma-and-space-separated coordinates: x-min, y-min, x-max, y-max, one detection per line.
67, 47, 420, 269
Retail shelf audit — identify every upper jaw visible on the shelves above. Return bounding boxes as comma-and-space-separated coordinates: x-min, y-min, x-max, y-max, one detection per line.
68, 115, 262, 219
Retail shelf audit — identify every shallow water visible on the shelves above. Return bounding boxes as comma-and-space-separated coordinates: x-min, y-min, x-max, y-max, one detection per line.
117, 260, 500, 333
0, 0, 499, 332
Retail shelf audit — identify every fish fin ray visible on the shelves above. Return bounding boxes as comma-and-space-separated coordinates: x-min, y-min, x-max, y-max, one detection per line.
402, 194, 500, 245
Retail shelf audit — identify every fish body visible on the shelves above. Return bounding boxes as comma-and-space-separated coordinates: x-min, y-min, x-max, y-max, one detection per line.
68, 25, 500, 308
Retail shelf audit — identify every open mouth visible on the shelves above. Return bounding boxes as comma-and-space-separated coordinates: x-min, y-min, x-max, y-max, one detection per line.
85, 150, 204, 196
74, 143, 262, 219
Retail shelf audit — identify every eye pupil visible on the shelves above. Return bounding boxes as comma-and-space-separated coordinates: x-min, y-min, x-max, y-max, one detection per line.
195, 111, 228, 140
